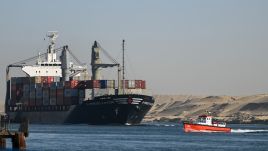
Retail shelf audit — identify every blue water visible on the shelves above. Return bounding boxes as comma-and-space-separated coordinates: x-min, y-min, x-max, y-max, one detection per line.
6, 123, 268, 151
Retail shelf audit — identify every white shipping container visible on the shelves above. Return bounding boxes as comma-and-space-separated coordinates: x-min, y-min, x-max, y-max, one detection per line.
128, 80, 135, 89
124, 89, 143, 95
107, 80, 115, 88
94, 88, 115, 96
85, 89, 92, 100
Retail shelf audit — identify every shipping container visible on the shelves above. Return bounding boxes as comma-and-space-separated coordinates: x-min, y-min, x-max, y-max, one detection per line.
22, 77, 30, 84
76, 81, 86, 89
47, 76, 54, 83
56, 89, 64, 105
124, 89, 143, 95
30, 77, 41, 84
6, 80, 11, 106
64, 98, 72, 105
41, 76, 48, 83
120, 80, 129, 89
50, 82, 57, 90
11, 84, 16, 106
70, 80, 79, 88
14, 77, 29, 84
79, 89, 85, 98
107, 80, 115, 88
64, 89, 78, 105
42, 83, 50, 88
43, 88, 49, 105
135, 80, 142, 89
35, 85, 43, 106
128, 80, 135, 89
36, 83, 42, 89
94, 88, 115, 97
23, 84, 30, 92
57, 81, 64, 89
85, 80, 93, 89
50, 97, 57, 105
53, 76, 61, 82
85, 89, 92, 100
35, 76, 42, 83
141, 80, 146, 89
93, 80, 100, 88
65, 81, 71, 88
64, 89, 72, 97
100, 80, 107, 89
16, 83, 24, 102
29, 85, 36, 106
21, 98, 29, 106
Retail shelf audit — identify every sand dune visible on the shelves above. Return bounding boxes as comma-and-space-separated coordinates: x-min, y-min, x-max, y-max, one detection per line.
1, 94, 267, 124
145, 94, 268, 124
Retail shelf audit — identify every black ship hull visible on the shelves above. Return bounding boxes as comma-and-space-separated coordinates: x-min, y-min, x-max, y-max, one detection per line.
7, 94, 154, 125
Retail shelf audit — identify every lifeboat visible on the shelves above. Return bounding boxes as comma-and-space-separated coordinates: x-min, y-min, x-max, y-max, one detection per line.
183, 115, 231, 133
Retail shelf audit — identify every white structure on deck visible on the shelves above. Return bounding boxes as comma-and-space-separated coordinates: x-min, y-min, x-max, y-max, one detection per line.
22, 31, 62, 77
196, 115, 226, 127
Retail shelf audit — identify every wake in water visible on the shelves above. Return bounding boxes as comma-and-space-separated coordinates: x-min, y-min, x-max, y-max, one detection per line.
231, 129, 268, 133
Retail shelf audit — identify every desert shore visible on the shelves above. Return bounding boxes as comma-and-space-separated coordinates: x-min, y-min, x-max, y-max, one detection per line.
1, 94, 267, 124
144, 94, 268, 124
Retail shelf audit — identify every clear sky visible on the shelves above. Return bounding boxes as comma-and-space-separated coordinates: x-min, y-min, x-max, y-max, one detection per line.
0, 0, 268, 101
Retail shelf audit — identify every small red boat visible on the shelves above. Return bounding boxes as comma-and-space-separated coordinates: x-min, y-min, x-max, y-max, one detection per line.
183, 115, 231, 133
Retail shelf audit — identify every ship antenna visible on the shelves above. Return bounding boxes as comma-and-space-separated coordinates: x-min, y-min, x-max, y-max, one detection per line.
122, 39, 125, 94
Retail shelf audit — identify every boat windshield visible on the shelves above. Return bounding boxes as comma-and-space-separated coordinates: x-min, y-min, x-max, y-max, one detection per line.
196, 117, 206, 123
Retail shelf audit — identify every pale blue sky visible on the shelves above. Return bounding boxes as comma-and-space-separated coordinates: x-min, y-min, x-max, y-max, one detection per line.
0, 0, 268, 101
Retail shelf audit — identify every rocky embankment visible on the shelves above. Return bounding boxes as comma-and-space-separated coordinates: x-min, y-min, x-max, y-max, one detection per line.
144, 94, 268, 124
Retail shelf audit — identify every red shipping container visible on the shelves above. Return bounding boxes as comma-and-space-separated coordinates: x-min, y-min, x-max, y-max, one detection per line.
141, 81, 146, 89
70, 80, 79, 88
121, 80, 129, 89
135, 80, 142, 89
93, 80, 100, 88
47, 76, 54, 84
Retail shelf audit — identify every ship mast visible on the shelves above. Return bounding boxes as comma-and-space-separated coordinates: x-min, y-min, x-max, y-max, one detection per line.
46, 31, 58, 63
122, 40, 125, 94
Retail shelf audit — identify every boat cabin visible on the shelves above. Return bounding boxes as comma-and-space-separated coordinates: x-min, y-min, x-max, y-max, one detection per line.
196, 115, 226, 127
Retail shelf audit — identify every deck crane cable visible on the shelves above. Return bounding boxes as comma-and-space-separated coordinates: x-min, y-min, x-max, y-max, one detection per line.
96, 42, 119, 65
66, 47, 83, 66
10, 46, 64, 65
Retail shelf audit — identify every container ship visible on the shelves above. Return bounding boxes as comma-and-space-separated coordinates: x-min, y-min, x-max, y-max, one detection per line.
5, 32, 154, 125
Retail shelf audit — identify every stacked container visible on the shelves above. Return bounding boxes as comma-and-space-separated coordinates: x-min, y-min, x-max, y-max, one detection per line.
56, 81, 64, 105
35, 83, 43, 106
10, 77, 17, 106
43, 88, 49, 105
50, 82, 57, 105
29, 84, 36, 106
107, 80, 115, 89
93, 80, 100, 88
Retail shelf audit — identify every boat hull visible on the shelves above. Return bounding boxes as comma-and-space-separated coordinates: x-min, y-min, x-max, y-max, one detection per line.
6, 94, 154, 125
183, 123, 231, 133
